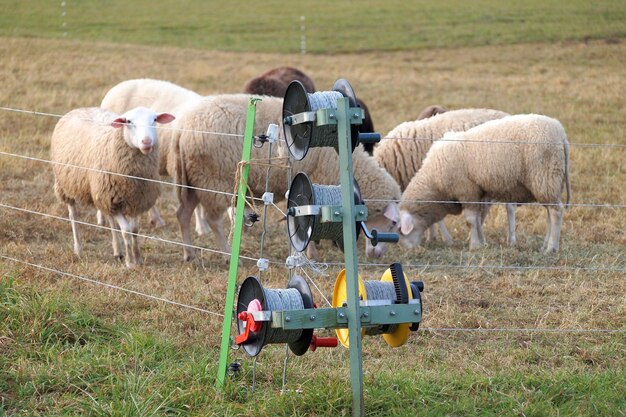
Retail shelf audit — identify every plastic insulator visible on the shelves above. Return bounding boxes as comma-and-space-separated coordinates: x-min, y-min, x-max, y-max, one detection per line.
257, 258, 269, 272
262, 192, 274, 205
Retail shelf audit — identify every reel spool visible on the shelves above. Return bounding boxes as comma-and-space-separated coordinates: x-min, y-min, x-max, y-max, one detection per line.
331, 263, 423, 348
287, 172, 362, 253
283, 79, 360, 161
236, 275, 314, 357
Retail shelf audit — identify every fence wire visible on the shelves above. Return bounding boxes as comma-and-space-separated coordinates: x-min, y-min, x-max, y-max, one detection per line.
1, 103, 625, 340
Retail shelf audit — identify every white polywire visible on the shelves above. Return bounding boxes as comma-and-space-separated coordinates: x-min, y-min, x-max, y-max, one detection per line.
3, 201, 625, 273
2, 253, 623, 335
0, 150, 265, 202
380, 134, 626, 149
0, 106, 244, 139
0, 201, 260, 262
364, 197, 626, 209
0, 254, 223, 317
420, 327, 626, 334
327, 260, 626, 274
2, 105, 625, 148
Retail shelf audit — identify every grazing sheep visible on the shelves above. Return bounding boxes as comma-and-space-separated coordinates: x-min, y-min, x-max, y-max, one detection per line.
375, 108, 510, 244
243, 66, 377, 155
416, 104, 448, 120
51, 106, 175, 267
169, 94, 401, 262
100, 78, 209, 234
243, 66, 317, 96
399, 114, 571, 253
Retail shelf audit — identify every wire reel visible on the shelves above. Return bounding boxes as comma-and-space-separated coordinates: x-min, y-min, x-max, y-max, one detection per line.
283, 79, 361, 161
331, 263, 423, 348
287, 172, 363, 252
236, 275, 315, 357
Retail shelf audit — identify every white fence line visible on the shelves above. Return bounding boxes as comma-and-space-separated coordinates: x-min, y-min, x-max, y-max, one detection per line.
2, 254, 624, 336
0, 254, 223, 317
2, 201, 625, 274
1, 105, 625, 148
1, 150, 624, 209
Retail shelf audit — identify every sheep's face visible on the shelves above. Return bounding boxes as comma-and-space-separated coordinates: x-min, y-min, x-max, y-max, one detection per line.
364, 202, 400, 258
112, 106, 175, 155
398, 210, 427, 249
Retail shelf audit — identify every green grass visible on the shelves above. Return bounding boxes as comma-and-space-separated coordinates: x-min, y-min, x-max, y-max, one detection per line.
0, 0, 625, 53
1, 272, 624, 416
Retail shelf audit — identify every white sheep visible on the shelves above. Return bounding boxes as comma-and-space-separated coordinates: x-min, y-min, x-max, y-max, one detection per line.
399, 114, 571, 253
51, 106, 175, 268
100, 78, 209, 234
375, 108, 510, 244
168, 94, 401, 261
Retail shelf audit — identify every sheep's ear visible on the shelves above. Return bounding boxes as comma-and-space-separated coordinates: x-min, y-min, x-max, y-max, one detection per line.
156, 113, 176, 125
111, 117, 127, 128
400, 211, 414, 235
383, 202, 400, 223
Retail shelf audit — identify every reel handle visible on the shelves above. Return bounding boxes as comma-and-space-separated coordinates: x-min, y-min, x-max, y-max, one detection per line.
361, 223, 399, 247
357, 132, 381, 144
310, 335, 339, 352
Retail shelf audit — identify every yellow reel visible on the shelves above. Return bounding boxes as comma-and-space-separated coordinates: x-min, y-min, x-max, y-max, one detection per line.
331, 269, 367, 348
380, 267, 413, 348
331, 266, 414, 348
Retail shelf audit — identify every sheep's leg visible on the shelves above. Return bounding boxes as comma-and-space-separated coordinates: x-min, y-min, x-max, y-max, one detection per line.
464, 207, 485, 250
306, 242, 320, 261
176, 191, 199, 262
542, 208, 551, 251
506, 204, 517, 247
149, 206, 166, 228
425, 225, 437, 243
205, 211, 230, 256
96, 209, 105, 227
437, 221, 453, 245
194, 205, 210, 236
68, 204, 82, 257
106, 216, 123, 261
112, 212, 138, 268
130, 217, 142, 265
544, 204, 563, 253
480, 202, 492, 225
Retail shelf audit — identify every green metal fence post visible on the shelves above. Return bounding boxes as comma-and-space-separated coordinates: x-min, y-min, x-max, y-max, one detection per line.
216, 97, 260, 389
336, 97, 364, 416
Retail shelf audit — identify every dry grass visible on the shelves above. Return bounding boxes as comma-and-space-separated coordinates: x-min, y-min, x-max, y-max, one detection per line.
1, 36, 625, 413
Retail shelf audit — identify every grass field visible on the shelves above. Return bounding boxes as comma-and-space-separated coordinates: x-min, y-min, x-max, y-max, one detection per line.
1, 2, 626, 416
1, 0, 626, 53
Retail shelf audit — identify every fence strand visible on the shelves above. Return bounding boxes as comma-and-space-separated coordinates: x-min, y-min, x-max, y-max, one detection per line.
0, 254, 223, 317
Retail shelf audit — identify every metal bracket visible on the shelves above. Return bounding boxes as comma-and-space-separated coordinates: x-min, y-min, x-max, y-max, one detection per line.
272, 305, 422, 330
284, 111, 317, 126
288, 204, 368, 223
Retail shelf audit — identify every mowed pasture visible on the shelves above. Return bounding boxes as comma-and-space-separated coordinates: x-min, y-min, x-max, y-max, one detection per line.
1, 16, 626, 417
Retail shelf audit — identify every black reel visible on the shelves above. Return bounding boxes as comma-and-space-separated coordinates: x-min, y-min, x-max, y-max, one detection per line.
286, 172, 362, 253
283, 79, 360, 161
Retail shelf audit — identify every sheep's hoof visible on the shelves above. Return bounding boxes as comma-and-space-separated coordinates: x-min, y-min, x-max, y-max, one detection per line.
184, 255, 195, 262
114, 254, 124, 261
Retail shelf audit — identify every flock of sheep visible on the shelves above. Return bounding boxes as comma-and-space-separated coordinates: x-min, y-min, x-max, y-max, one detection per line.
50, 66, 571, 268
